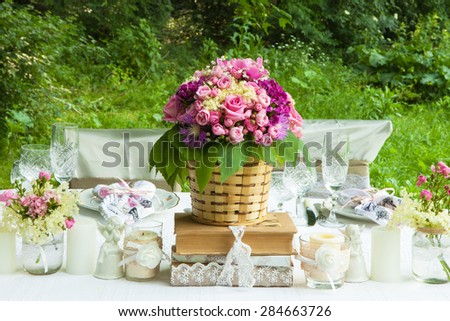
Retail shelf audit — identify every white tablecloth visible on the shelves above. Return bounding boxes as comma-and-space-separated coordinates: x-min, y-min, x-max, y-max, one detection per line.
1, 192, 449, 301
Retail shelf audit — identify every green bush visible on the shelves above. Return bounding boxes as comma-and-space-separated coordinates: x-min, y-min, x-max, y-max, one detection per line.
349, 14, 450, 99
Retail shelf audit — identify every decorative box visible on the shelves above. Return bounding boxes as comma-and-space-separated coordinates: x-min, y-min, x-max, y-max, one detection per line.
174, 212, 297, 255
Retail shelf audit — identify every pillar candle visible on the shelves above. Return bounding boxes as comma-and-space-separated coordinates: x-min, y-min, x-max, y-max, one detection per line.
0, 230, 16, 274
66, 216, 97, 275
371, 226, 401, 282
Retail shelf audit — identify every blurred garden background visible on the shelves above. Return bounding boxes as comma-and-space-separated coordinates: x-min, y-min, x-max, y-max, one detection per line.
1, 0, 449, 190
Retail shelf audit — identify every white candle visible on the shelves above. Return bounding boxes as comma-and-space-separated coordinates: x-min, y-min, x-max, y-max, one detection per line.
66, 216, 97, 275
124, 231, 161, 281
0, 230, 16, 274
371, 226, 401, 282
305, 233, 347, 281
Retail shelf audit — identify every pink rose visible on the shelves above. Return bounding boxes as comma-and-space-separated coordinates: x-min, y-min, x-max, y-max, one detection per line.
289, 104, 303, 138
210, 77, 218, 85
163, 95, 181, 123
224, 118, 234, 127
253, 103, 263, 112
212, 123, 226, 136
420, 190, 433, 201
223, 95, 246, 122
254, 130, 263, 143
65, 218, 75, 229
268, 126, 280, 139
246, 82, 259, 91
244, 118, 258, 133
246, 67, 263, 80
229, 126, 244, 145
258, 93, 271, 107
209, 110, 221, 124
210, 88, 219, 97
431, 165, 436, 172
261, 134, 273, 146
194, 100, 203, 111
195, 109, 210, 126
0, 189, 16, 207
196, 85, 211, 100
39, 171, 51, 181
255, 110, 269, 127
416, 174, 427, 187
211, 66, 224, 78
217, 76, 231, 89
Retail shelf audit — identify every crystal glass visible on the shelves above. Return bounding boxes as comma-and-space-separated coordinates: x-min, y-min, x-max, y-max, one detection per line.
283, 162, 317, 226
10, 160, 24, 185
51, 122, 79, 183
19, 144, 51, 183
269, 171, 294, 212
319, 135, 349, 228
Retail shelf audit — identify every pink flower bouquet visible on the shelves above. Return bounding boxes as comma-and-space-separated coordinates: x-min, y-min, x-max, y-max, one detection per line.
0, 172, 79, 244
149, 57, 303, 191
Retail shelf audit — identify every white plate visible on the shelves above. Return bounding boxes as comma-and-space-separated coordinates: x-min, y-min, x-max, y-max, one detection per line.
78, 188, 180, 213
334, 206, 372, 221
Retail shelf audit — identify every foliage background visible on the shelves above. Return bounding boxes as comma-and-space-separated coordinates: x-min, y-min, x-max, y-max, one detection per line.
1, 0, 449, 191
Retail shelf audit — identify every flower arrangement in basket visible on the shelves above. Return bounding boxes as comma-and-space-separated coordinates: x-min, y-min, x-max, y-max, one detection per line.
0, 172, 79, 245
149, 57, 303, 225
389, 161, 450, 282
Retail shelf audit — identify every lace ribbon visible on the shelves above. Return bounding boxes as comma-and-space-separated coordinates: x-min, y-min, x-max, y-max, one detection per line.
118, 241, 166, 269
216, 226, 255, 288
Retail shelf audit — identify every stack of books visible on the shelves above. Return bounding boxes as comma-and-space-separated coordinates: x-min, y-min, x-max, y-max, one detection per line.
170, 212, 297, 287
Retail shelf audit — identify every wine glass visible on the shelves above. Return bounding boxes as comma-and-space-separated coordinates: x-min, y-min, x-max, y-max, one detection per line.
51, 122, 79, 184
19, 144, 52, 183
319, 134, 349, 228
283, 161, 317, 226
269, 171, 294, 213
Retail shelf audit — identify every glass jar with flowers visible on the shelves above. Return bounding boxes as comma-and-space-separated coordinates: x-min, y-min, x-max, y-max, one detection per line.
0, 172, 79, 275
149, 57, 302, 226
390, 161, 450, 283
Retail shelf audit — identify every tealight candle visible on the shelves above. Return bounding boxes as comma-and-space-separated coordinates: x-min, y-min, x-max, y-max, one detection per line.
123, 221, 163, 281
66, 216, 97, 275
0, 230, 16, 274
371, 226, 401, 282
299, 232, 350, 289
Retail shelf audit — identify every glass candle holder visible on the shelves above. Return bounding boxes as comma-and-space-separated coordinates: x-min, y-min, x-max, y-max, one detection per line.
123, 220, 163, 281
299, 232, 350, 289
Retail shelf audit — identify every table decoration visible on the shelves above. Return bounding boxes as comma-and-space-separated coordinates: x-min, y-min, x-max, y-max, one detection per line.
370, 226, 401, 282
50, 122, 79, 184
389, 161, 450, 284
149, 57, 303, 226
0, 171, 78, 275
67, 216, 97, 275
0, 217, 16, 274
94, 216, 125, 280
18, 144, 52, 184
341, 224, 369, 283
298, 232, 350, 289
121, 220, 163, 281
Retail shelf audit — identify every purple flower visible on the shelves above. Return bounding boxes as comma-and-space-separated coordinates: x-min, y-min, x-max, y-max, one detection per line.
180, 125, 208, 148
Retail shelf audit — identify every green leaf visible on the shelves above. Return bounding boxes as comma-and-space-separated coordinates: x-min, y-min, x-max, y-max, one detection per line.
369, 51, 387, 67
219, 142, 245, 183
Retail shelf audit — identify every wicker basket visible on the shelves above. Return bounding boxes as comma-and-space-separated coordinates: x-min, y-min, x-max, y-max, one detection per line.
188, 160, 272, 226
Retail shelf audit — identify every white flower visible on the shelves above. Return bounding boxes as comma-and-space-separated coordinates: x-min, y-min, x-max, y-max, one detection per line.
135, 242, 162, 269
315, 245, 341, 272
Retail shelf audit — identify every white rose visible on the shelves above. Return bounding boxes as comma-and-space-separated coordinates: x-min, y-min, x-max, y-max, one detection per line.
315, 244, 341, 272
135, 242, 162, 269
